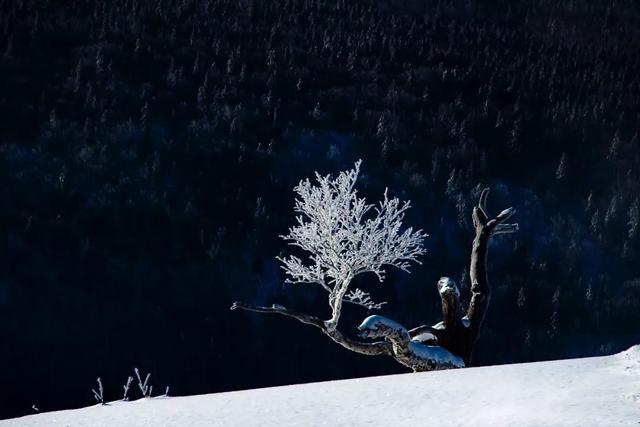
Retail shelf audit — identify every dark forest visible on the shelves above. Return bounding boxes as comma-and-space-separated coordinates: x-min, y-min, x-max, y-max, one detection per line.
1, 0, 640, 419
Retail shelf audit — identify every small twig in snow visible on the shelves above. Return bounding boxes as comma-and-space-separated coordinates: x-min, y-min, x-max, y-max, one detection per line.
134, 368, 152, 397
122, 376, 133, 401
91, 377, 105, 405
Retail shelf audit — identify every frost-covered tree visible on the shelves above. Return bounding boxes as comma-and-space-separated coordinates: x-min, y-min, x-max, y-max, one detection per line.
232, 163, 517, 371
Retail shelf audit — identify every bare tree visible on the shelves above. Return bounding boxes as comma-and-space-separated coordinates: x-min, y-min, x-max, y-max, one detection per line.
406, 188, 518, 365
232, 163, 517, 371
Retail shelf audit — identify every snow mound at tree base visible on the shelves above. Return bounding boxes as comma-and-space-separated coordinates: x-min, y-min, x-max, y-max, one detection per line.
3, 346, 640, 427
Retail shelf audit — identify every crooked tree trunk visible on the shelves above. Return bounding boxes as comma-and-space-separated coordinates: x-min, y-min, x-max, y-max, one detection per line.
409, 189, 517, 365
420, 225, 493, 365
326, 276, 352, 331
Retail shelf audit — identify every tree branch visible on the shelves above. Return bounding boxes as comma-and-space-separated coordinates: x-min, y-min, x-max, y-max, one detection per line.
231, 302, 392, 356
231, 302, 325, 328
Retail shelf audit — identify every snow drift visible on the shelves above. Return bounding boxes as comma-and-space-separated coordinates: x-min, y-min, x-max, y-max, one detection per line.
3, 346, 639, 427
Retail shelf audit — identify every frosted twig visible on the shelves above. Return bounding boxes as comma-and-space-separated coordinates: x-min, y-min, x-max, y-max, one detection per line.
92, 377, 104, 405
344, 288, 387, 310
134, 368, 152, 398
122, 376, 133, 401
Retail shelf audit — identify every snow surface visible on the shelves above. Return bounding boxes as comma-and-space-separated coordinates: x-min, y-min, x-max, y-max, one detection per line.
411, 331, 437, 342
406, 341, 465, 368
357, 314, 408, 335
4, 346, 640, 427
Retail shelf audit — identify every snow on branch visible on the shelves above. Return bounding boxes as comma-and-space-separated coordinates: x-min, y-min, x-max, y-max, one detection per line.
276, 160, 427, 328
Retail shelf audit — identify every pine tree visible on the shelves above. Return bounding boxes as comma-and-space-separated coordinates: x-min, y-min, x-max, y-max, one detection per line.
555, 153, 567, 180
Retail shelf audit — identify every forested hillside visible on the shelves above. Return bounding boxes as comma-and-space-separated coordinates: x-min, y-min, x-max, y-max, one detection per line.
1, 0, 639, 418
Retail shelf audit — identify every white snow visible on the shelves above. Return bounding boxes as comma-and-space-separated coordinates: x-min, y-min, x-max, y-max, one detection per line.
357, 314, 408, 334
432, 320, 445, 330
411, 331, 437, 342
4, 346, 639, 427
406, 341, 465, 368
431, 317, 470, 330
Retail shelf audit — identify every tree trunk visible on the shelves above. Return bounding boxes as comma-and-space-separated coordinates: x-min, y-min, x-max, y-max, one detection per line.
410, 188, 517, 365
326, 276, 351, 331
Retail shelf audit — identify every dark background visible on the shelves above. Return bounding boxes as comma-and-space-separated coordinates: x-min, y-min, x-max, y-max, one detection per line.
1, 0, 640, 419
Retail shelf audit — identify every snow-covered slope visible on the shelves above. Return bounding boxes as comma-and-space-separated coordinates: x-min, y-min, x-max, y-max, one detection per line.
4, 346, 640, 427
